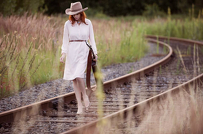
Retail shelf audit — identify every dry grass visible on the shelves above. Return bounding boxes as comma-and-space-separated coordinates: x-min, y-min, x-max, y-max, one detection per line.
95, 82, 203, 134
0, 13, 63, 50
134, 86, 203, 134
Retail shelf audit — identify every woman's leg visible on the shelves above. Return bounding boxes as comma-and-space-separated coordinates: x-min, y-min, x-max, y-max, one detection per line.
72, 79, 83, 113
76, 78, 90, 108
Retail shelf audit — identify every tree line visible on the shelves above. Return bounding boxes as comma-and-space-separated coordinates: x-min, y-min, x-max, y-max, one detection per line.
0, 0, 203, 16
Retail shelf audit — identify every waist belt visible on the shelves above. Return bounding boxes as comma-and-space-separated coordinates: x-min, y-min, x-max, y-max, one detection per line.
69, 40, 86, 42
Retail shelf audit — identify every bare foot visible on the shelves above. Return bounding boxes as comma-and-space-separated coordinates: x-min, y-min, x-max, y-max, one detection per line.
92, 86, 97, 91
83, 95, 90, 108
76, 104, 83, 114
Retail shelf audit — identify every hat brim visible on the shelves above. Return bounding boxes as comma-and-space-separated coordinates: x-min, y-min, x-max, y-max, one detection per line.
65, 7, 88, 15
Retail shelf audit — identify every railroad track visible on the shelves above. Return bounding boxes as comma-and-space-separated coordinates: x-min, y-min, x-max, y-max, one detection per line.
0, 36, 203, 134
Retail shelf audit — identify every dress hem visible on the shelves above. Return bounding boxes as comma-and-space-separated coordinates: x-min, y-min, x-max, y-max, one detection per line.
63, 76, 85, 81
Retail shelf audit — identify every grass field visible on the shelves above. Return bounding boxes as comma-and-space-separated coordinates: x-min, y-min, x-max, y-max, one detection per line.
0, 12, 203, 97
0, 13, 148, 97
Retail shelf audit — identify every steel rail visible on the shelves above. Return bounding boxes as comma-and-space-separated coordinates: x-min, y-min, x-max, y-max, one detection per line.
146, 35, 203, 45
0, 38, 172, 125
63, 69, 203, 134
61, 38, 173, 134
61, 36, 203, 134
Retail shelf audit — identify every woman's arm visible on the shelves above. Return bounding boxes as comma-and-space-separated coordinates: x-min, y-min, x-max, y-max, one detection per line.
89, 20, 97, 55
61, 21, 69, 54
60, 21, 69, 63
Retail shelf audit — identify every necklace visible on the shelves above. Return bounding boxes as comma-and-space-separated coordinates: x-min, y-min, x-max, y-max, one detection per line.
77, 21, 81, 24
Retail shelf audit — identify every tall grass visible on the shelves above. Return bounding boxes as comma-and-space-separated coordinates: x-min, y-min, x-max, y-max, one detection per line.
97, 87, 203, 134
144, 8, 203, 40
94, 19, 148, 66
0, 14, 148, 97
0, 14, 64, 97
1, 10, 203, 97
144, 18, 203, 40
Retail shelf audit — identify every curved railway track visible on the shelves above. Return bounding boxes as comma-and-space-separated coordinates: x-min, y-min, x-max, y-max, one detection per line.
0, 36, 203, 134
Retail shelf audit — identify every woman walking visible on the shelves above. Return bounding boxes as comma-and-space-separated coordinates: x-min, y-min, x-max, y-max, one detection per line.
60, 2, 98, 114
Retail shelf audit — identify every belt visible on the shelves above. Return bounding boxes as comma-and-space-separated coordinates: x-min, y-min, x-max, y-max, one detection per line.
69, 40, 86, 42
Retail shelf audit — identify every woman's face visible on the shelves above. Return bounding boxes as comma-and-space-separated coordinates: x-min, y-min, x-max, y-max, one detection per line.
73, 13, 81, 21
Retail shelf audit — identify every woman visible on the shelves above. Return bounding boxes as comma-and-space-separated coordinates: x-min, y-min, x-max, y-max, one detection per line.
60, 2, 98, 114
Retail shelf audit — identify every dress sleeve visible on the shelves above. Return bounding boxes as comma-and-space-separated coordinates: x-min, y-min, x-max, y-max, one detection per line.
61, 22, 69, 54
89, 20, 97, 55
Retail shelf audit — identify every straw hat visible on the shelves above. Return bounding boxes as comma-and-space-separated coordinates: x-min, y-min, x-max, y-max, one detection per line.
65, 2, 88, 15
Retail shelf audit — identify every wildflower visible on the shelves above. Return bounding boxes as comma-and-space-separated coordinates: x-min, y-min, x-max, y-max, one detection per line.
32, 37, 37, 40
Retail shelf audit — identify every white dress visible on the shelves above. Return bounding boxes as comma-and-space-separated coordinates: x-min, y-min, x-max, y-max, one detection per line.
61, 18, 97, 80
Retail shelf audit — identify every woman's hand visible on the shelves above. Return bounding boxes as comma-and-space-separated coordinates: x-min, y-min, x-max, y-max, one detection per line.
93, 54, 98, 61
60, 53, 66, 63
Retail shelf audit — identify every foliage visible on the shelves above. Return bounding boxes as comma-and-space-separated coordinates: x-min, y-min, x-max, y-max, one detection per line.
85, 8, 109, 19
143, 4, 166, 18
42, 0, 203, 17
0, 0, 203, 17
0, 0, 45, 16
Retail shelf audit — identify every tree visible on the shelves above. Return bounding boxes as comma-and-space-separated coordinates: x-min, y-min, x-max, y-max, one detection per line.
0, 0, 44, 16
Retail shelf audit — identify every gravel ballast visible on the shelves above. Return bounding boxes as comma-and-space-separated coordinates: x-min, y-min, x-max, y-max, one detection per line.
0, 42, 166, 113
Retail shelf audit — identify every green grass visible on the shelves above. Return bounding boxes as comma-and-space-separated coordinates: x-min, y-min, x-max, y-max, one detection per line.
144, 17, 203, 41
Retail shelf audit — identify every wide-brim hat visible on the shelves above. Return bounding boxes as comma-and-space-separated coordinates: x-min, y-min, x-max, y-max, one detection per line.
65, 2, 88, 15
